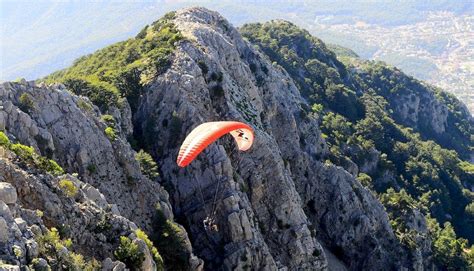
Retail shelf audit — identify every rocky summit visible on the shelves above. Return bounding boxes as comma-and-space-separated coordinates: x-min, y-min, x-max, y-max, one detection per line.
1, 7, 473, 271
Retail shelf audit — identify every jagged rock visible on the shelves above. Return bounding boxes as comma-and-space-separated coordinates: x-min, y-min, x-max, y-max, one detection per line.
112, 263, 127, 271
0, 82, 174, 231
83, 184, 108, 209
0, 202, 13, 222
101, 258, 115, 270
134, 238, 156, 271
13, 218, 26, 232
0, 76, 198, 268
0, 150, 168, 269
0, 183, 17, 204
394, 90, 448, 134
0, 264, 20, 271
33, 258, 49, 270
101, 258, 130, 271
358, 148, 380, 174
0, 112, 6, 131
25, 240, 38, 261
0, 217, 8, 243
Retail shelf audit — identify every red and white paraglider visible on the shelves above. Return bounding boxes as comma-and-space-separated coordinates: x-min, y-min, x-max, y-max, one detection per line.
176, 121, 254, 232
177, 121, 254, 167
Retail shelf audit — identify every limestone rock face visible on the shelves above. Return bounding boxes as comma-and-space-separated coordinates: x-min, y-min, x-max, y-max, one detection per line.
0, 80, 199, 268
391, 89, 448, 134
0, 151, 155, 267
0, 7, 437, 271
0, 183, 17, 204
132, 7, 419, 270
0, 81, 173, 229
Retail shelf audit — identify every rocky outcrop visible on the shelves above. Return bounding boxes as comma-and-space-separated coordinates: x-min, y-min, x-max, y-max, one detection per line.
0, 182, 17, 204
390, 85, 448, 134
0, 148, 156, 269
0, 81, 174, 230
132, 7, 420, 270
0, 80, 200, 268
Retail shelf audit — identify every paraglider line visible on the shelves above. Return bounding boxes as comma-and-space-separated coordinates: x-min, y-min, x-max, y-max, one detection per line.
195, 174, 211, 220
210, 175, 222, 220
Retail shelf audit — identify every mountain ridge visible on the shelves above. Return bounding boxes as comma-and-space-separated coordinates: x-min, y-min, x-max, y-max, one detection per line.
1, 7, 473, 270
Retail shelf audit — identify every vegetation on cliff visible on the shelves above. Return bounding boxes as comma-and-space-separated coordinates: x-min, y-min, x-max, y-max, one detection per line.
44, 12, 183, 112
241, 20, 474, 269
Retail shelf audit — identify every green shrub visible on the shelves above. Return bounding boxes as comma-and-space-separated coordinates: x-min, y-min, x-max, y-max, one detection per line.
465, 202, 474, 217
161, 11, 176, 21
135, 229, 164, 270
13, 77, 25, 83
101, 115, 116, 128
135, 150, 159, 179
428, 220, 470, 269
43, 12, 182, 114
36, 228, 100, 270
37, 156, 64, 176
356, 173, 372, 188
59, 179, 78, 197
77, 99, 93, 112
10, 143, 64, 175
87, 164, 97, 174
459, 161, 474, 174
10, 143, 35, 162
64, 78, 120, 111
114, 236, 145, 270
197, 60, 208, 75
311, 103, 323, 115
94, 214, 112, 233
151, 204, 189, 269
30, 258, 49, 271
240, 19, 474, 259
35, 210, 44, 218
0, 132, 10, 146
19, 93, 34, 112
105, 127, 116, 140
135, 25, 148, 39
85, 258, 101, 271
13, 245, 23, 258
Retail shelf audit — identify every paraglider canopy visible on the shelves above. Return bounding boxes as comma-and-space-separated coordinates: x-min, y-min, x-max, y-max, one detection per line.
177, 121, 254, 167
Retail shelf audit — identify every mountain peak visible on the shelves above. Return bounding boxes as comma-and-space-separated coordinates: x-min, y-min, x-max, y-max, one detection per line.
176, 6, 226, 23
173, 6, 239, 42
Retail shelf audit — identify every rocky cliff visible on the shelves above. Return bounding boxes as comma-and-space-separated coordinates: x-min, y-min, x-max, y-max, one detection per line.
0, 80, 201, 270
1, 7, 473, 271
133, 8, 414, 270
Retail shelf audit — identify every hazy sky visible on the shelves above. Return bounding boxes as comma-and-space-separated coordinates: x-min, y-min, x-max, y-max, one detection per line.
1, 0, 471, 80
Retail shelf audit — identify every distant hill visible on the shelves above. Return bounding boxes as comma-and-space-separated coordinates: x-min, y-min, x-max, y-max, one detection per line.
2, 1, 473, 115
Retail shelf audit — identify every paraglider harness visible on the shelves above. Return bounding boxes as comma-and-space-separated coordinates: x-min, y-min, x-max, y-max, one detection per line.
195, 174, 225, 233
197, 141, 241, 233
203, 216, 218, 232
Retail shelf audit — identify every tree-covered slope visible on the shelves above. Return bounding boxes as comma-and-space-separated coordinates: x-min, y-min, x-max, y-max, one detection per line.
241, 20, 474, 269
44, 12, 183, 113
